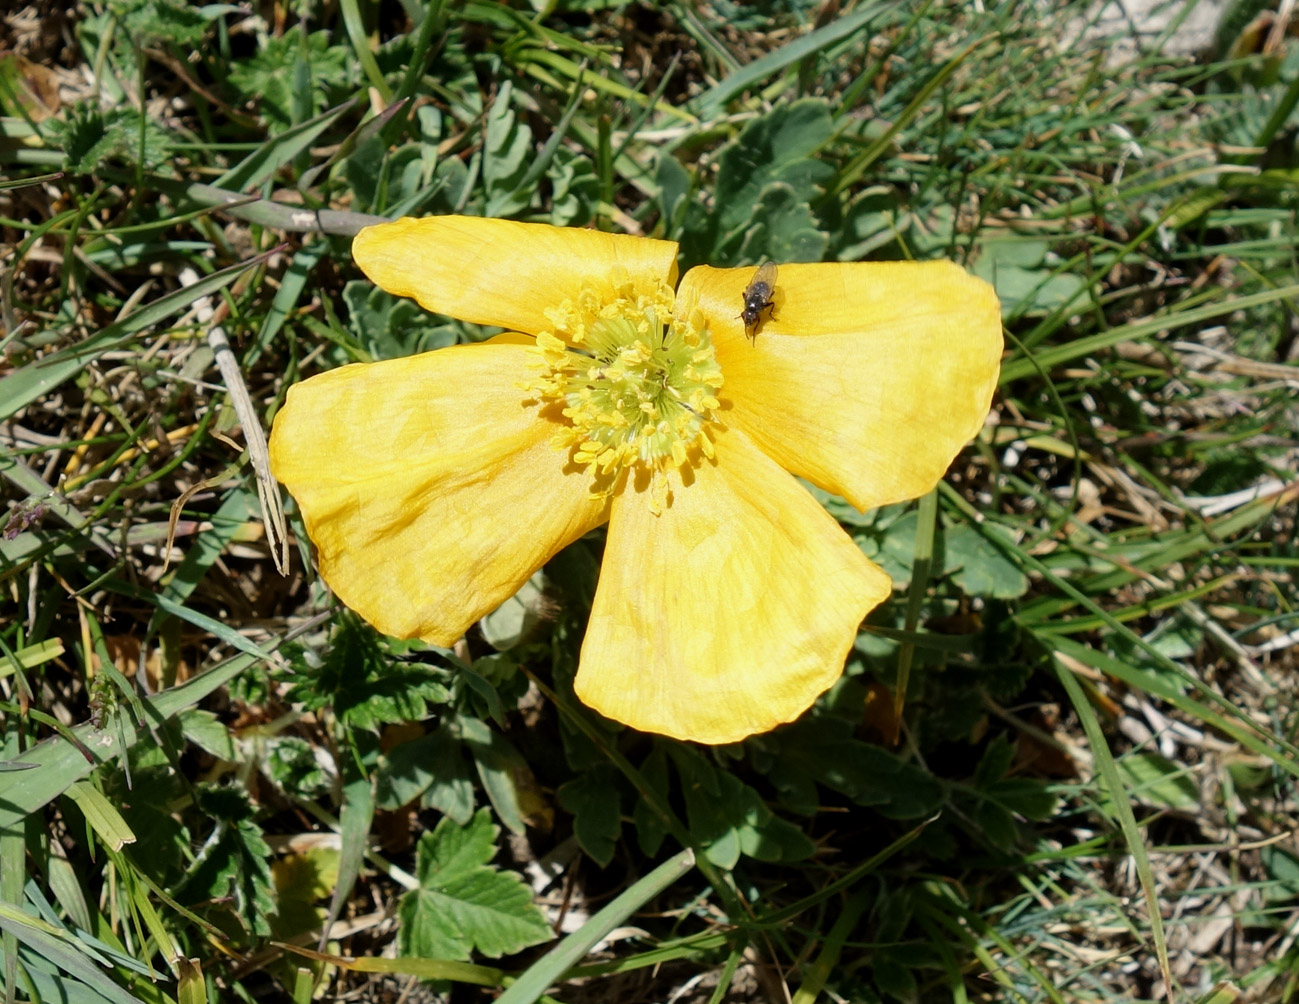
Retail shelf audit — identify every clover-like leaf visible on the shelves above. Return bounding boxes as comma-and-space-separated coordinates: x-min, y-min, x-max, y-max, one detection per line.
398, 809, 551, 960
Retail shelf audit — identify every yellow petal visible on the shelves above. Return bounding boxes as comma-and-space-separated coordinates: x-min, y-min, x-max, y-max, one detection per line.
574, 427, 892, 744
352, 216, 680, 336
269, 344, 609, 645
679, 261, 1003, 512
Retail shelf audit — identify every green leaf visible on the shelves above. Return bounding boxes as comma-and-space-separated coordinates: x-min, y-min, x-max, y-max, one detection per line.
64, 781, 136, 852
670, 746, 814, 868
484, 81, 536, 217
548, 147, 598, 227
495, 849, 696, 1004
870, 510, 920, 590
1260, 845, 1299, 903
656, 151, 691, 235
557, 765, 622, 868
323, 764, 375, 946
1110, 752, 1200, 813
458, 717, 535, 837
377, 726, 476, 824
872, 951, 918, 1002
985, 777, 1058, 821
632, 744, 671, 858
264, 736, 331, 800
342, 280, 460, 359
225, 27, 352, 130
714, 99, 833, 245
943, 523, 1030, 599
46, 102, 173, 173
736, 181, 829, 264
175, 790, 276, 937
424, 728, 478, 825
286, 619, 452, 732
972, 800, 1017, 849
179, 709, 235, 761
377, 729, 444, 810
479, 571, 549, 651
972, 734, 1016, 788
398, 809, 551, 960
765, 719, 944, 819
111, 0, 212, 47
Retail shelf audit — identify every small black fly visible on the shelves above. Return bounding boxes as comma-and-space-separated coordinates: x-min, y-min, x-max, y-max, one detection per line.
738, 261, 778, 342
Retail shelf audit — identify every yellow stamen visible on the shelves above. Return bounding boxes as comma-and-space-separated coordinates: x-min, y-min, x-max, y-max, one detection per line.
526, 280, 723, 513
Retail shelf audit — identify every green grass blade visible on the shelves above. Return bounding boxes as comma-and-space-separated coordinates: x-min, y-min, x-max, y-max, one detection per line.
0, 653, 255, 819
215, 97, 363, 191
790, 890, 868, 1004
0, 903, 148, 1004
1056, 660, 1175, 999
318, 763, 375, 953
495, 848, 696, 1004
1001, 281, 1299, 383
692, 5, 889, 120
0, 247, 279, 424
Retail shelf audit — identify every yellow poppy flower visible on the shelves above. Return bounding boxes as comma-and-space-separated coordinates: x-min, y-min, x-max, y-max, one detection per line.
268, 216, 1002, 745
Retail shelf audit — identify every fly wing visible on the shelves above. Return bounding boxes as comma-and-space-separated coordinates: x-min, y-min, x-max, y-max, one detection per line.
753, 261, 778, 289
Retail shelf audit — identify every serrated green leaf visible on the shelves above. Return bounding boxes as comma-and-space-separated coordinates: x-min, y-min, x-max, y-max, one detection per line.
736, 182, 829, 264
376, 730, 443, 810
973, 800, 1017, 849
116, 0, 213, 46
288, 620, 453, 731
972, 734, 1016, 788
225, 27, 352, 130
46, 103, 173, 173
715, 99, 833, 236
424, 728, 478, 826
670, 746, 813, 868
557, 765, 622, 868
632, 744, 671, 858
399, 810, 550, 961
415, 807, 497, 886
173, 788, 276, 935
263, 736, 331, 800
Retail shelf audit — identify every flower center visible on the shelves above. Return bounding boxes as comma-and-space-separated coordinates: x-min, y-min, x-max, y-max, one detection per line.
527, 277, 723, 513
